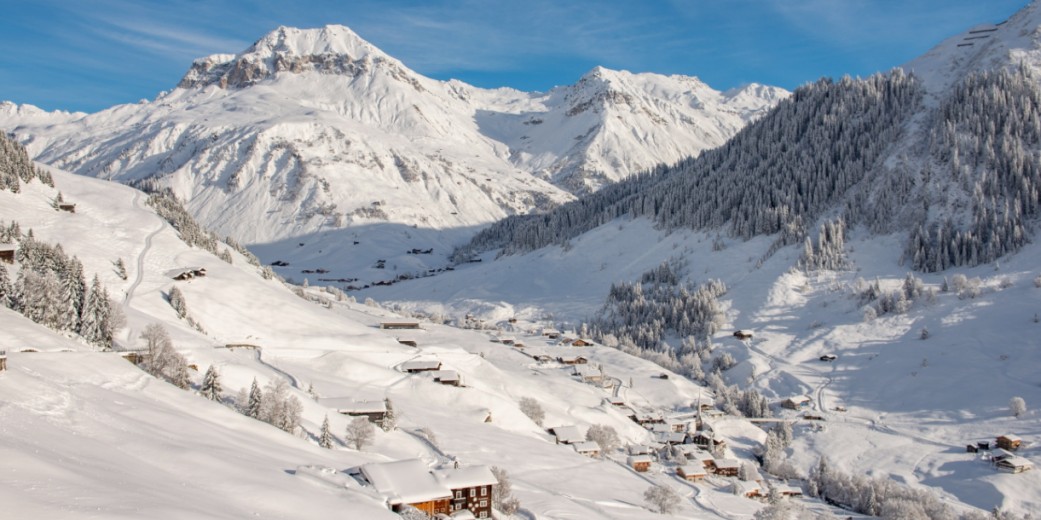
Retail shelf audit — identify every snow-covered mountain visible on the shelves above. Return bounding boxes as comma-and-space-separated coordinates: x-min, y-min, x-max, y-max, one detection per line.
0, 25, 785, 248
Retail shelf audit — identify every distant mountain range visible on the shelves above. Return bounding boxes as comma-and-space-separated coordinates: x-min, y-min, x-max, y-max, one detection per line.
0, 25, 786, 246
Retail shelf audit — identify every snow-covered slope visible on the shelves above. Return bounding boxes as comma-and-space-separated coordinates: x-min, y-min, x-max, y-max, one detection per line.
4, 158, 818, 518
0, 24, 785, 247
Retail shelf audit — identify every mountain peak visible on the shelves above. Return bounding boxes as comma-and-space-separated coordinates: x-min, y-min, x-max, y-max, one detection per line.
177, 24, 398, 90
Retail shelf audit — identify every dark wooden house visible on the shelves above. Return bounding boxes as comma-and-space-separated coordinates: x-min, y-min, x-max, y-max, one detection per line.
58, 203, 76, 213
0, 244, 15, 264
733, 330, 754, 340
434, 466, 498, 519
325, 399, 388, 428
361, 460, 452, 516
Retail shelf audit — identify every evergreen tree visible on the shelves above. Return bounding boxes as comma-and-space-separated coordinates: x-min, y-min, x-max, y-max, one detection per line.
0, 263, 10, 308
246, 378, 263, 419
319, 414, 334, 449
115, 258, 128, 280
168, 286, 187, 319
80, 275, 112, 348
200, 365, 222, 401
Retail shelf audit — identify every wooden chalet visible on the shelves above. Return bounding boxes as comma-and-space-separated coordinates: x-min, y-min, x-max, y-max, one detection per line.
557, 355, 588, 365
627, 455, 653, 472
782, 396, 812, 410
655, 431, 687, 445
690, 430, 725, 449
499, 337, 516, 346
997, 435, 1022, 451
169, 267, 207, 281
324, 399, 388, 428
542, 328, 561, 339
713, 458, 741, 477
573, 441, 600, 457
549, 425, 584, 445
397, 339, 418, 348
0, 350, 6, 372
0, 244, 15, 264
532, 354, 554, 363
433, 465, 498, 518
731, 480, 763, 498
573, 365, 604, 384
57, 203, 76, 213
677, 464, 707, 482
733, 330, 754, 340
380, 322, 421, 330
634, 412, 665, 426
570, 338, 594, 347
401, 359, 443, 373
432, 370, 462, 387
775, 483, 803, 497
686, 450, 716, 469
995, 456, 1033, 474
628, 444, 653, 456
360, 459, 452, 516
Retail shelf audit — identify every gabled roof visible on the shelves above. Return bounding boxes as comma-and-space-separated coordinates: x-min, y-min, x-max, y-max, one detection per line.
402, 359, 442, 371
431, 370, 460, 382
550, 425, 584, 444
678, 464, 707, 475
360, 459, 451, 506
997, 456, 1033, 468
0, 244, 16, 252
572, 441, 600, 453
714, 458, 741, 470
627, 455, 653, 464
998, 434, 1022, 442
433, 466, 497, 489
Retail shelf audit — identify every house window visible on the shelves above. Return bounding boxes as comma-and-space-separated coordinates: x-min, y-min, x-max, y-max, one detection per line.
456, 491, 462, 499
479, 513, 487, 519
470, 488, 476, 497
481, 487, 487, 496
480, 500, 487, 507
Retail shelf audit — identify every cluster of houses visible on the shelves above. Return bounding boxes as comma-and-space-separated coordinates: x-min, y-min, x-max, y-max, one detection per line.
967, 435, 1034, 474
353, 459, 497, 519
400, 358, 462, 387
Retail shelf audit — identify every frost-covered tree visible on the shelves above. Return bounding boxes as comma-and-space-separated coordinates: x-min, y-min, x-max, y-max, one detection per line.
585, 424, 620, 456
200, 365, 222, 401
80, 275, 112, 348
168, 286, 187, 319
0, 263, 10, 308
319, 414, 334, 449
1010, 396, 1027, 418
139, 323, 189, 387
519, 397, 545, 427
643, 484, 680, 514
382, 397, 397, 431
246, 378, 263, 419
491, 466, 521, 516
345, 416, 374, 450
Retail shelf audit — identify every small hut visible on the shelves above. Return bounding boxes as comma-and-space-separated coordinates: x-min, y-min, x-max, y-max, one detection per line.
0, 244, 15, 264
628, 455, 653, 472
996, 435, 1022, 451
58, 203, 76, 213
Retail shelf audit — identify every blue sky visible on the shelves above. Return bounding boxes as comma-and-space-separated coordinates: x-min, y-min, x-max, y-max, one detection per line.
0, 0, 1028, 113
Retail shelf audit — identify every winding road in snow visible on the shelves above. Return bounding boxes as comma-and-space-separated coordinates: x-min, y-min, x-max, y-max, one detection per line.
123, 192, 165, 309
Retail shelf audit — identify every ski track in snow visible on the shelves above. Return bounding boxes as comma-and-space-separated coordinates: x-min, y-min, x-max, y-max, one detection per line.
123, 191, 164, 309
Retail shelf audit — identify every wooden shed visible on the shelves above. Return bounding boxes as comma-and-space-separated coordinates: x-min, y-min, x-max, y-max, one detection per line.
58, 203, 76, 213
995, 456, 1033, 474
733, 330, 754, 340
558, 355, 588, 365
401, 359, 442, 373
782, 396, 812, 410
397, 339, 418, 347
677, 464, 707, 481
324, 399, 388, 428
120, 352, 144, 365
628, 455, 653, 472
0, 244, 15, 264
997, 435, 1022, 451
572, 441, 600, 458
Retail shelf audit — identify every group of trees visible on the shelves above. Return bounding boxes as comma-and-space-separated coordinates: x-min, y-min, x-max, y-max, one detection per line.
808, 457, 1028, 520
587, 261, 727, 353
855, 273, 936, 321
0, 229, 118, 348
238, 378, 303, 434
799, 219, 850, 271
140, 323, 191, 389
0, 133, 53, 192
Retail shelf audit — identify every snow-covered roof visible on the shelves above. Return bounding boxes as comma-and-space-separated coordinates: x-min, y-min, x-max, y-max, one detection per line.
785, 395, 811, 404
714, 458, 740, 469
401, 359, 442, 371
558, 355, 587, 363
992, 448, 1016, 460
999, 434, 1022, 442
654, 432, 686, 444
628, 444, 652, 455
450, 510, 477, 520
678, 464, 707, 475
731, 480, 762, 495
627, 455, 653, 464
360, 459, 451, 506
432, 465, 497, 489
997, 456, 1033, 468
321, 398, 386, 414
0, 243, 16, 252
431, 370, 460, 382
550, 425, 584, 444
687, 450, 714, 462
573, 441, 600, 453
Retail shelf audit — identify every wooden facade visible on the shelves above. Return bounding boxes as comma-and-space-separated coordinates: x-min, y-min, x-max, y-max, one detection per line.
121, 352, 144, 365
58, 203, 76, 213
733, 330, 753, 340
677, 465, 707, 482
0, 245, 14, 264
997, 435, 1022, 451
397, 339, 418, 347
447, 484, 493, 518
393, 498, 450, 517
